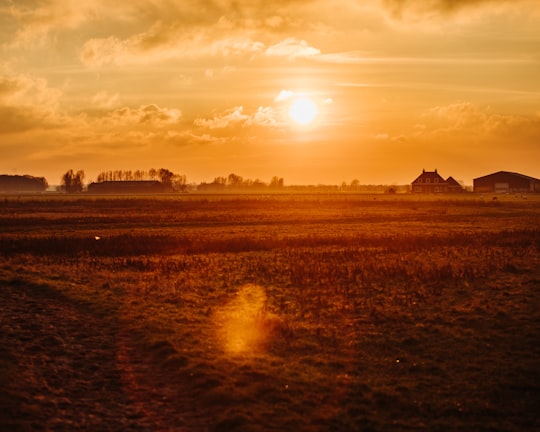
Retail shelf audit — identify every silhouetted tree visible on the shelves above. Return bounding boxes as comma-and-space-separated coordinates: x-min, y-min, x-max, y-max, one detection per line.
251, 179, 266, 190
227, 173, 243, 188
270, 176, 284, 189
172, 174, 187, 192
214, 176, 227, 186
157, 168, 174, 190
61, 169, 85, 193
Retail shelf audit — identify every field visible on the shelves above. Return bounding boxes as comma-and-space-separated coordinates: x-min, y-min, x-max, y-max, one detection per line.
1, 193, 539, 431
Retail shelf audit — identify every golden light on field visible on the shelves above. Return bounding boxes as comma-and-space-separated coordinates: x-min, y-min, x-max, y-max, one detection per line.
215, 284, 269, 355
288, 97, 318, 126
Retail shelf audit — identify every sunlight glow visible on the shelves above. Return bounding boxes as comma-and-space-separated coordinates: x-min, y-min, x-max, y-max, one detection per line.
289, 97, 318, 125
215, 284, 279, 356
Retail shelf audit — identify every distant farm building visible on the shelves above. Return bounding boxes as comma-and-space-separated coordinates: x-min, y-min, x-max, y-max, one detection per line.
87, 180, 166, 194
411, 169, 464, 193
473, 171, 540, 193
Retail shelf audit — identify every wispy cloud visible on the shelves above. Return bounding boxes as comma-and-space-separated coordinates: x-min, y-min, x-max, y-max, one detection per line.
383, 0, 527, 16
265, 38, 320, 60
0, 72, 64, 132
0, 73, 62, 108
4, 0, 108, 47
105, 104, 182, 127
91, 91, 119, 109
194, 106, 279, 130
79, 21, 265, 67
419, 102, 540, 137
274, 90, 294, 102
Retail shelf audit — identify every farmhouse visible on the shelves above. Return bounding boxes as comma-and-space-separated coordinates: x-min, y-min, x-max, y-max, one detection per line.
411, 169, 464, 193
473, 171, 540, 193
87, 180, 166, 194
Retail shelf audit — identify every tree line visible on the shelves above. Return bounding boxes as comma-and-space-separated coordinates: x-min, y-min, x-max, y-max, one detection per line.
198, 174, 284, 191
57, 169, 286, 193
0, 175, 48, 192
1, 169, 406, 194
95, 168, 187, 191
57, 168, 186, 193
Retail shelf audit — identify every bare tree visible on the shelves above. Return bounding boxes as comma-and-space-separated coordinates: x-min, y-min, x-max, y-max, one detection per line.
227, 173, 243, 188
172, 174, 187, 191
61, 169, 85, 193
270, 176, 284, 189
158, 168, 174, 190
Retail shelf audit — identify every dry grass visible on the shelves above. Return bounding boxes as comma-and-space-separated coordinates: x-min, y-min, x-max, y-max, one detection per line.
1, 193, 539, 431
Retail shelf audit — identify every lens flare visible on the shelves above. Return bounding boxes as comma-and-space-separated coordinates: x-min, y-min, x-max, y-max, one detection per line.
215, 284, 273, 355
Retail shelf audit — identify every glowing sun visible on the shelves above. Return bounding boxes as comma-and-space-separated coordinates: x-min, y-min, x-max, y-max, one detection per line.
289, 97, 318, 125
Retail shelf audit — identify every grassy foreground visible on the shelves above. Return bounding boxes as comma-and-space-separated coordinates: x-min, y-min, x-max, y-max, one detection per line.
1, 193, 539, 431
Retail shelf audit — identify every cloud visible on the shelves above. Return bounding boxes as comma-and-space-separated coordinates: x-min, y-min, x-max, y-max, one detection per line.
274, 90, 294, 102
0, 106, 44, 133
91, 91, 119, 109
79, 36, 125, 67
194, 105, 278, 130
105, 104, 182, 127
0, 73, 61, 107
384, 0, 516, 13
381, 0, 535, 21
79, 21, 265, 66
0, 73, 64, 132
251, 106, 279, 127
313, 51, 369, 65
265, 38, 320, 59
194, 106, 249, 129
418, 102, 540, 138
4, 0, 107, 47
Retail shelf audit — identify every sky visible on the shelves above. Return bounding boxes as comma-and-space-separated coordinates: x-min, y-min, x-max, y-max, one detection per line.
1, 0, 539, 186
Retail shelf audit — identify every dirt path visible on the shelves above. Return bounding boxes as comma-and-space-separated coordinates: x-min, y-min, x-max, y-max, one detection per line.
0, 278, 209, 431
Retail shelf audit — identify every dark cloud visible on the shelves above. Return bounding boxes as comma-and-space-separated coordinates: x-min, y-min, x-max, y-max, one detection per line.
132, 0, 314, 31
0, 106, 50, 133
383, 0, 516, 17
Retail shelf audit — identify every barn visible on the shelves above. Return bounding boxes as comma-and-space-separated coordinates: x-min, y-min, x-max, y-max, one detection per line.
473, 171, 540, 194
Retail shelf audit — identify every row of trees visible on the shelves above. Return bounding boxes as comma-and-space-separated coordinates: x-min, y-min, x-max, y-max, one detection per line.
58, 169, 406, 194
60, 168, 187, 193
95, 168, 187, 191
0, 170, 407, 194
0, 175, 48, 192
198, 174, 284, 191
58, 169, 285, 193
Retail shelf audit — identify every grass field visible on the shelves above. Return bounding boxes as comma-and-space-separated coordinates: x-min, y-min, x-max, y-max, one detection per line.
1, 193, 539, 431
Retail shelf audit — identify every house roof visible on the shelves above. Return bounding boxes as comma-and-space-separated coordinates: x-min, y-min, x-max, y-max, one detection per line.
411, 169, 446, 184
473, 171, 540, 182
445, 176, 463, 188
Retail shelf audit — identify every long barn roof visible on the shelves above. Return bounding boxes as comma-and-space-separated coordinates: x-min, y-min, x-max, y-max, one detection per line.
473, 171, 540, 182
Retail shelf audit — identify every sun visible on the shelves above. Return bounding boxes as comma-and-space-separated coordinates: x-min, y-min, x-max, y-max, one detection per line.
288, 97, 318, 125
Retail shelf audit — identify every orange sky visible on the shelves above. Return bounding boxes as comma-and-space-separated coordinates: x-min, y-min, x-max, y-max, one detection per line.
1, 0, 539, 186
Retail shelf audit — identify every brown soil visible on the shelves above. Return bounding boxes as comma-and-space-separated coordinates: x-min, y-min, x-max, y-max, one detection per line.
0, 278, 209, 431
